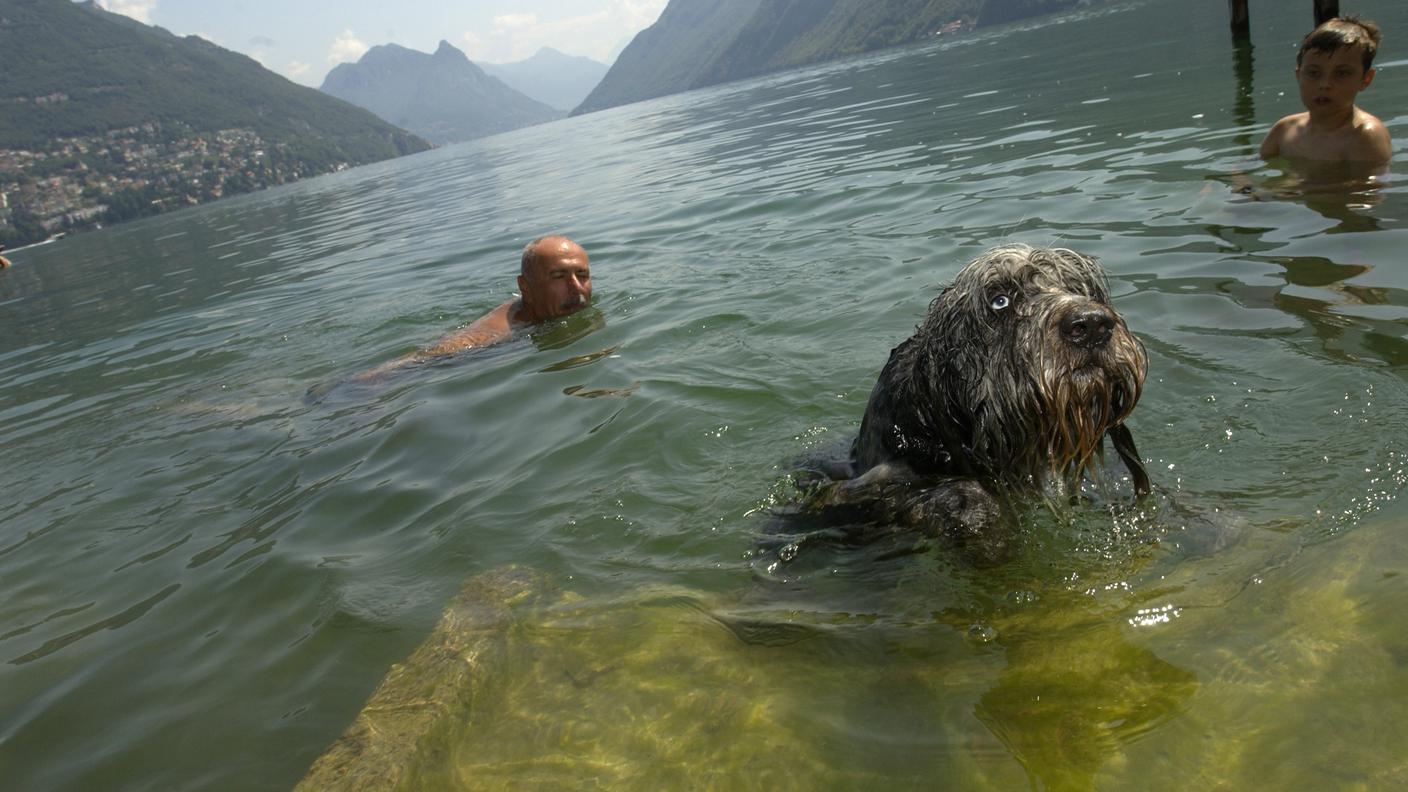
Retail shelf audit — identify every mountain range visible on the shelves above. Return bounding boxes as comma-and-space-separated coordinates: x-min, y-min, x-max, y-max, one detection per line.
480, 48, 610, 113
2, 0, 1096, 245
320, 41, 563, 146
574, 0, 1084, 116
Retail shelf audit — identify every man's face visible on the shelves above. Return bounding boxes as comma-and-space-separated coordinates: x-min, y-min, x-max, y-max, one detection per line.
1296, 46, 1374, 116
519, 241, 592, 320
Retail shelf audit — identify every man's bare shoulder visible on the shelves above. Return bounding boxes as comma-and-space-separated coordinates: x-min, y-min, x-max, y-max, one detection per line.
422, 299, 518, 356
349, 300, 518, 384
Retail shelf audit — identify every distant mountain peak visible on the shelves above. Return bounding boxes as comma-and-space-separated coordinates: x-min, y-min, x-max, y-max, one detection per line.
433, 40, 466, 60
320, 39, 561, 145
355, 42, 415, 63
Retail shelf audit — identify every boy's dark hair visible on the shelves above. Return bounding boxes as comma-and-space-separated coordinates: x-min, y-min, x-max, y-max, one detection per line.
1299, 16, 1382, 70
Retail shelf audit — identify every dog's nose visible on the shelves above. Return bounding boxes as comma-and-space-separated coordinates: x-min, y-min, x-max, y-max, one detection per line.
1061, 306, 1115, 348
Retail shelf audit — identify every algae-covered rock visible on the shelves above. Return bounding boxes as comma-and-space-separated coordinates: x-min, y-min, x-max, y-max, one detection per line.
295, 512, 1408, 790
296, 566, 552, 792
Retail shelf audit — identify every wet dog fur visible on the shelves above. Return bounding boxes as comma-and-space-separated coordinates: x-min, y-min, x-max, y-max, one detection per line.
801, 244, 1150, 563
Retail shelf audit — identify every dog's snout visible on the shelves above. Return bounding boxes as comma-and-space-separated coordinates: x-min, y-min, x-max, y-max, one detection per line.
1061, 305, 1115, 348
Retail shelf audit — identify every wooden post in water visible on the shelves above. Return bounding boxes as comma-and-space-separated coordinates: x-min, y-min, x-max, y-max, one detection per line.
1232, 41, 1256, 154
1314, 1, 1340, 27
1230, 1, 1340, 42
1229, 0, 1250, 44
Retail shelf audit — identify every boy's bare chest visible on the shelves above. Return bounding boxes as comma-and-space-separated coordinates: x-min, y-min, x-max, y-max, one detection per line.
1283, 118, 1363, 161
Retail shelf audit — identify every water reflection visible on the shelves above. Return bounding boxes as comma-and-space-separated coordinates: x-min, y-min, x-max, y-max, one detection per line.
1188, 216, 1408, 365
1218, 169, 1388, 240
1269, 181, 1386, 236
1232, 42, 1257, 155
530, 307, 607, 352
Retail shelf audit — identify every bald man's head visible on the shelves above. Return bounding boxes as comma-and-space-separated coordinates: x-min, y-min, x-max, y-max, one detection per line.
516, 236, 592, 323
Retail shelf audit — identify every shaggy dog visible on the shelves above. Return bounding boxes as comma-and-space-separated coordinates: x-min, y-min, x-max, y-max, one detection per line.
805, 244, 1150, 561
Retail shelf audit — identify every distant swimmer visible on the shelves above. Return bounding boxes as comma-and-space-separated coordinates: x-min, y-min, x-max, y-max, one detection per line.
0, 244, 11, 269
353, 235, 593, 381
1260, 16, 1391, 164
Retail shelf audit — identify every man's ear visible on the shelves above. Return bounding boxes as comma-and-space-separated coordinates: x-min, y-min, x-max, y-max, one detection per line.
517, 274, 528, 294
1362, 66, 1377, 90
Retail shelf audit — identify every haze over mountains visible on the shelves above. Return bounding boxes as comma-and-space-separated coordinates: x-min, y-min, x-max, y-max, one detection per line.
481, 48, 611, 114
320, 41, 564, 146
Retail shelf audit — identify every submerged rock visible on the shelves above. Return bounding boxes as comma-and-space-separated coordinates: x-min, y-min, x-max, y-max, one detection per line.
295, 566, 552, 791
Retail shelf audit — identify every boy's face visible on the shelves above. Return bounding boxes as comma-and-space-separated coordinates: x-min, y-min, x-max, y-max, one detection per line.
1296, 46, 1375, 116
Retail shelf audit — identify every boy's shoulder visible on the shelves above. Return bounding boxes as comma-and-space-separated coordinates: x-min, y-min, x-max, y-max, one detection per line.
1349, 106, 1392, 161
1259, 112, 1309, 159
1261, 107, 1391, 162
1271, 111, 1311, 132
1352, 105, 1388, 134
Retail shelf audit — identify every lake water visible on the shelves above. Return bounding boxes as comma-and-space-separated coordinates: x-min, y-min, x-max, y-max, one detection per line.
5, 0, 1408, 788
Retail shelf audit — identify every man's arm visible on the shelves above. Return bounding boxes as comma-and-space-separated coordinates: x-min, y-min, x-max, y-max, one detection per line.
420, 300, 517, 356
352, 299, 518, 382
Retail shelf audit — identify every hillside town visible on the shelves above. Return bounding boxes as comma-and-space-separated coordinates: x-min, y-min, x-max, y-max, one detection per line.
0, 123, 343, 247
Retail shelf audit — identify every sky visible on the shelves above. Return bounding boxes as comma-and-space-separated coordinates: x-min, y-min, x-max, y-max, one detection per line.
92, 1, 668, 87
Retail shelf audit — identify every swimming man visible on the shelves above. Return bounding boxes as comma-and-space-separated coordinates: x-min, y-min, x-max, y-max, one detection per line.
1260, 16, 1391, 164
355, 235, 592, 380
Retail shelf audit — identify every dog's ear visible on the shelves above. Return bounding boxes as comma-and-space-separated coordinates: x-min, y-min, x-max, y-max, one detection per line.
1107, 424, 1151, 498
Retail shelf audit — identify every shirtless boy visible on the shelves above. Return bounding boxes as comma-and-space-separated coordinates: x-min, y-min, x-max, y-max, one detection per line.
1260, 16, 1391, 164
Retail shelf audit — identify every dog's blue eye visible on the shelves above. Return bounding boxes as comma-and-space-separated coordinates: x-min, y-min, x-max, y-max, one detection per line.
990, 294, 1011, 311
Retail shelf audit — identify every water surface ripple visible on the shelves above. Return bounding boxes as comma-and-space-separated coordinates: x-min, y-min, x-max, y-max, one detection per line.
3, 1, 1408, 789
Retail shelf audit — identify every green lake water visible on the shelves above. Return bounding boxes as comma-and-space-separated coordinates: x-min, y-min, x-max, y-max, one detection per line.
4, 0, 1408, 788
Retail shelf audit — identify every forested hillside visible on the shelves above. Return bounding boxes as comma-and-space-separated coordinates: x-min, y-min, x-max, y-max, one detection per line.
574, 0, 1092, 116
0, 0, 429, 246
572, 0, 766, 116
0, 0, 428, 162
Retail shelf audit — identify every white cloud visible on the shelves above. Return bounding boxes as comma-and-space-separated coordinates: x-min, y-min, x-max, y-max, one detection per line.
463, 1, 666, 64
95, 0, 157, 25
458, 29, 485, 57
246, 43, 273, 69
613, 0, 668, 32
493, 14, 539, 31
327, 29, 369, 64
286, 61, 311, 80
